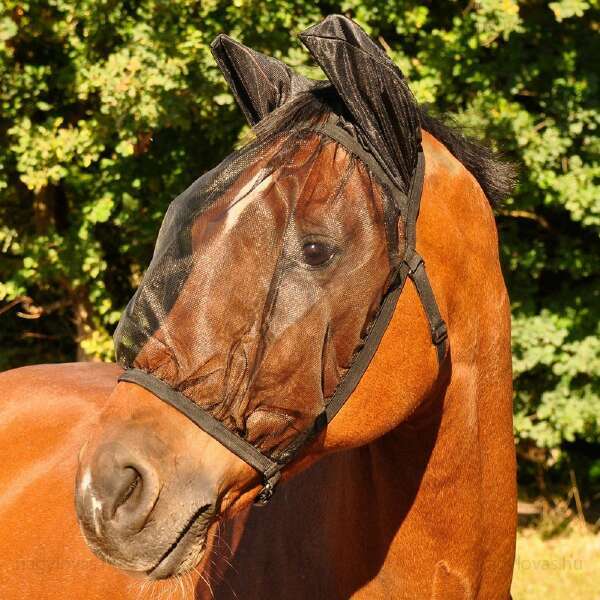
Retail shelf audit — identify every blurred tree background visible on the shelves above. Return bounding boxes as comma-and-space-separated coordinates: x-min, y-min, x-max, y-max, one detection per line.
0, 1, 598, 509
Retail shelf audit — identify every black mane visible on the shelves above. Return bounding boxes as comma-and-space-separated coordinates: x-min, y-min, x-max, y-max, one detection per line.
253, 88, 515, 208
418, 107, 516, 206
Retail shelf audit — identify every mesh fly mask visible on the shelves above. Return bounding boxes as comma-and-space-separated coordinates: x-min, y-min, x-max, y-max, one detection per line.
114, 16, 448, 504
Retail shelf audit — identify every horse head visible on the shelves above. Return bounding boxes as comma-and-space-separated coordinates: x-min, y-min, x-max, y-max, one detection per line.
74, 16, 512, 587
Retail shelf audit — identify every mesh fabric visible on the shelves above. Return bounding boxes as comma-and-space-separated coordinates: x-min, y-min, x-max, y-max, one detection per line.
114, 123, 394, 458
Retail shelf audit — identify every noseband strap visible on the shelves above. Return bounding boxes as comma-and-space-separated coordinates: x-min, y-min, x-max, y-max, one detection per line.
118, 117, 448, 505
118, 368, 282, 504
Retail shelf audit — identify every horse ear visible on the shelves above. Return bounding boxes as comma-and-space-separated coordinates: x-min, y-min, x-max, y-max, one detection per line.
211, 34, 316, 126
299, 15, 421, 190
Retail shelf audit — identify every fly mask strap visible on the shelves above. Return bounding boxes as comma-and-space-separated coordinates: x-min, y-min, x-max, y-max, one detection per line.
314, 117, 449, 366
399, 150, 449, 365
118, 368, 283, 496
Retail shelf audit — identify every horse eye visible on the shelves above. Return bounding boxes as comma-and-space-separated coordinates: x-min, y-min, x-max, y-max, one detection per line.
302, 241, 334, 267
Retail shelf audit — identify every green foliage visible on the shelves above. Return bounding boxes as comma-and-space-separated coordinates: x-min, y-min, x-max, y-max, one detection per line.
0, 2, 598, 473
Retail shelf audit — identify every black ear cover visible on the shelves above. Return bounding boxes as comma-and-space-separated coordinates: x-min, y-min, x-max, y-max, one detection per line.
211, 34, 318, 126
299, 15, 421, 191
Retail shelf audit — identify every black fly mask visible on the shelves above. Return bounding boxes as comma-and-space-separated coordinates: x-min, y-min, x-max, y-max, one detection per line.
114, 15, 448, 504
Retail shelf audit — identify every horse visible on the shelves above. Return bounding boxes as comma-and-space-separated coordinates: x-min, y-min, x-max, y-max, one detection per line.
0, 16, 517, 599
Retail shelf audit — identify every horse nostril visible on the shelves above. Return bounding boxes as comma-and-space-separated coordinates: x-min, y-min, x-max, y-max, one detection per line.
112, 466, 142, 517
109, 461, 160, 533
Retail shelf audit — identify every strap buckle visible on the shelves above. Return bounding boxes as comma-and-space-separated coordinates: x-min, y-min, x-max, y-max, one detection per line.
431, 321, 448, 345
403, 248, 424, 275
254, 469, 281, 506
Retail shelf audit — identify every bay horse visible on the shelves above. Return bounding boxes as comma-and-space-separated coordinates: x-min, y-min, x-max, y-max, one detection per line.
0, 16, 516, 599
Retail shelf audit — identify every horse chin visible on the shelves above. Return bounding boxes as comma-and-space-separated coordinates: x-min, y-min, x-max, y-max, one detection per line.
143, 505, 216, 580
145, 510, 214, 580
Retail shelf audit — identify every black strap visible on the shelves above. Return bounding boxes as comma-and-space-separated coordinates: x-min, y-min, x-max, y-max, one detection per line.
274, 269, 410, 464
401, 150, 448, 365
405, 152, 425, 249
117, 368, 282, 504
403, 248, 449, 364
314, 115, 406, 266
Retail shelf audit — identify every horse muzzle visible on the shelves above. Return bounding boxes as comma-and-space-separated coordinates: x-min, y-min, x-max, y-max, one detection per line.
74, 382, 252, 578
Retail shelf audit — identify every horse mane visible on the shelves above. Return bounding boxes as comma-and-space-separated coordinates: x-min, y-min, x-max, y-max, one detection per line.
417, 107, 516, 206
252, 88, 516, 208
